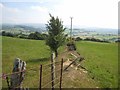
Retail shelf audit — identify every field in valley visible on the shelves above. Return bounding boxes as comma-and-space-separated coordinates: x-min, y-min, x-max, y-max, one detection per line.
1, 36, 118, 88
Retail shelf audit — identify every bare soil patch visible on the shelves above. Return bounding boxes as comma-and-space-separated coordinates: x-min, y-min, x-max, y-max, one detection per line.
55, 50, 99, 88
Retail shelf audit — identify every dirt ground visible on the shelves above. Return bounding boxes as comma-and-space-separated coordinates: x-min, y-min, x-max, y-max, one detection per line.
55, 50, 99, 88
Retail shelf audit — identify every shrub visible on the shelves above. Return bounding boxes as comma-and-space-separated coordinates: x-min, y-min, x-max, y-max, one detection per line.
75, 37, 83, 41
2, 31, 14, 37
84, 37, 110, 43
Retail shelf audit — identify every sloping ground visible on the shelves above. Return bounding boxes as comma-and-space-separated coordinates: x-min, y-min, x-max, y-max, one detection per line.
62, 67, 98, 88
76, 41, 118, 88
2, 36, 51, 88
2, 37, 118, 88
55, 50, 99, 88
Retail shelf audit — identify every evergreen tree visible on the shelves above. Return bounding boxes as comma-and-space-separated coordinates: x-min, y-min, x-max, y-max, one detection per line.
46, 14, 67, 57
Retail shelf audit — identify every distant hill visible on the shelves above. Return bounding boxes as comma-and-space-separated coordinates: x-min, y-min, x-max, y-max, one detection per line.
1, 23, 46, 32
1, 23, 118, 35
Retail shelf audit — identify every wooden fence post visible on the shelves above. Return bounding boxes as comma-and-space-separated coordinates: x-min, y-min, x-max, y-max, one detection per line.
39, 65, 42, 90
60, 58, 63, 90
6, 76, 10, 90
51, 53, 55, 90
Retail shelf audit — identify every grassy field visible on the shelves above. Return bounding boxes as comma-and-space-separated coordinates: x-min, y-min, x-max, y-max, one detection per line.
2, 36, 118, 88
2, 36, 51, 88
76, 41, 118, 88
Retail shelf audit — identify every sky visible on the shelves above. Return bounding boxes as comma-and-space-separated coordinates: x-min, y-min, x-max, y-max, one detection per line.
0, 0, 119, 29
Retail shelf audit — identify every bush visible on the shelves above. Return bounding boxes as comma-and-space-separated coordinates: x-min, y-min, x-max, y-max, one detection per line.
115, 39, 120, 43
28, 32, 48, 40
2, 31, 14, 37
67, 42, 76, 51
84, 37, 110, 43
17, 34, 28, 39
1, 31, 48, 40
75, 37, 83, 41
28, 32, 39, 40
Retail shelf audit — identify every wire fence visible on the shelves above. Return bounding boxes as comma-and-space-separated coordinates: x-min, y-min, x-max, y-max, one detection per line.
39, 58, 64, 89
1, 58, 67, 89
0, 58, 65, 78
1, 51, 82, 90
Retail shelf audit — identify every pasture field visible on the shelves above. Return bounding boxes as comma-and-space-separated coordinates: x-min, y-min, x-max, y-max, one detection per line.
2, 36, 118, 88
76, 41, 118, 88
2, 36, 51, 88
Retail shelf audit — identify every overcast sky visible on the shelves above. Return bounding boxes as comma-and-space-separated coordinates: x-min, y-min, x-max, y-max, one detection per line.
0, 0, 119, 29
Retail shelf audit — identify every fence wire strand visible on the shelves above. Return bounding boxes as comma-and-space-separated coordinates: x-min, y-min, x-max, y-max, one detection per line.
42, 76, 60, 88
1, 58, 66, 89
0, 58, 66, 79
41, 68, 64, 88
42, 68, 60, 80
54, 82, 60, 88
42, 60, 61, 67
1, 70, 26, 79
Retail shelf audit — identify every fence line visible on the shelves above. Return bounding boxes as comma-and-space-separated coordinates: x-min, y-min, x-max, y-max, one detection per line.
1, 58, 65, 89
60, 58, 63, 90
41, 58, 64, 89
52, 72, 68, 88
42, 68, 61, 80
53, 81, 60, 88
41, 76, 60, 88
0, 63, 55, 79
2, 69, 68, 89
0, 57, 67, 79
1, 64, 67, 88
39, 65, 42, 90
42, 59, 65, 67
0, 70, 26, 79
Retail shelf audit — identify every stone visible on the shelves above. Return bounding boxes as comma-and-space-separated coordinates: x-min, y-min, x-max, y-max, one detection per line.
10, 58, 26, 88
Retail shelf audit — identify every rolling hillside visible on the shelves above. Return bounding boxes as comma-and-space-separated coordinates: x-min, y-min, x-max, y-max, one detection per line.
2, 36, 118, 88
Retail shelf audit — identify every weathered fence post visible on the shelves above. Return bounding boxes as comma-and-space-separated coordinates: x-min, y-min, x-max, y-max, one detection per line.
39, 65, 42, 90
10, 58, 26, 89
60, 58, 63, 90
6, 76, 10, 90
51, 53, 55, 90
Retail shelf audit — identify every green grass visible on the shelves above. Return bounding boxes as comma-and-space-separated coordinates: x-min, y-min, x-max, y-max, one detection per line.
2, 36, 51, 88
2, 36, 118, 88
0, 36, 2, 88
76, 41, 118, 88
